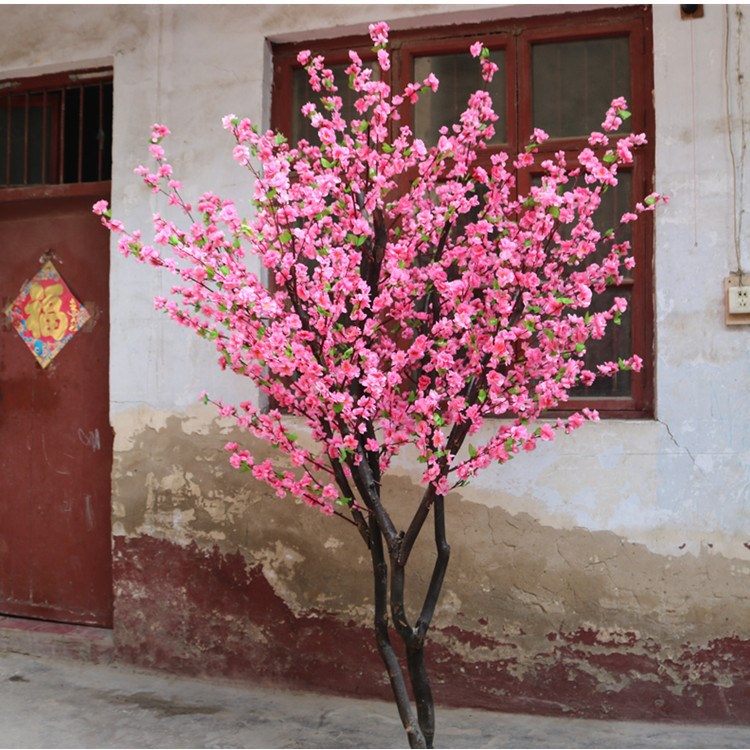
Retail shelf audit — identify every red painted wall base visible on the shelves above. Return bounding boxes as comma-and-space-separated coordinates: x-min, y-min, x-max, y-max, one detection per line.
113, 536, 750, 724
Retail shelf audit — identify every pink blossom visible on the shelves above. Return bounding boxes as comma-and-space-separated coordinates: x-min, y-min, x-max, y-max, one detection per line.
423, 73, 439, 93
150, 123, 170, 142
94, 39, 659, 528
368, 21, 389, 47
478, 59, 497, 82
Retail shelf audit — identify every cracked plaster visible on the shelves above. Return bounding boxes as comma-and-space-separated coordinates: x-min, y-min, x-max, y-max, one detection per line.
113, 407, 750, 667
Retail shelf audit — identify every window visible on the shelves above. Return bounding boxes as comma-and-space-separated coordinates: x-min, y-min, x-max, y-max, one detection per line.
272, 6, 654, 417
0, 69, 113, 189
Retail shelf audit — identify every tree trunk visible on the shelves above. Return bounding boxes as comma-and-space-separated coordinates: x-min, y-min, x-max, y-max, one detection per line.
366, 496, 450, 749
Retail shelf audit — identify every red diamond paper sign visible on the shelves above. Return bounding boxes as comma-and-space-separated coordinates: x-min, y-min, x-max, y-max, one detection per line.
4, 261, 90, 368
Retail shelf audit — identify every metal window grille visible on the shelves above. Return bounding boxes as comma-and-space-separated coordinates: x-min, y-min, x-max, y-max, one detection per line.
0, 69, 113, 188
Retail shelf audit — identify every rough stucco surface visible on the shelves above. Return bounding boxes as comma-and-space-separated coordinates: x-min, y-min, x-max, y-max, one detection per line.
112, 408, 750, 722
2, 1, 749, 726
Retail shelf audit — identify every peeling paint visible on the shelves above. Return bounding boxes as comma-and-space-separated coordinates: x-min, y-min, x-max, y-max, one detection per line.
111, 410, 750, 722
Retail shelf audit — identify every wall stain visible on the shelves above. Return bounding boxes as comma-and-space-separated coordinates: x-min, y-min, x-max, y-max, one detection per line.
112, 413, 750, 722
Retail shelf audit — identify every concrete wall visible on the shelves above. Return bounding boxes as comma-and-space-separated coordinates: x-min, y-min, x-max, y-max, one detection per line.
2, 3, 750, 723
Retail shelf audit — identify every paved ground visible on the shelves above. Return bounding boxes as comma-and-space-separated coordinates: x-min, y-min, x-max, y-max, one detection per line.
2, 651, 750, 749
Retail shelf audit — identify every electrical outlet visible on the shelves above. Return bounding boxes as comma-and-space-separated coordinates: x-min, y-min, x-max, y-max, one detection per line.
725, 275, 750, 325
728, 285, 750, 314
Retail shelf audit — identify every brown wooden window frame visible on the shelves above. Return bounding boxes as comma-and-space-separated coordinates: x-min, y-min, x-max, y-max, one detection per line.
0, 68, 113, 200
271, 6, 655, 418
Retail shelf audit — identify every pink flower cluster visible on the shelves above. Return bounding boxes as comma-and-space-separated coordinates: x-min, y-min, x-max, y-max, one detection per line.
95, 22, 665, 514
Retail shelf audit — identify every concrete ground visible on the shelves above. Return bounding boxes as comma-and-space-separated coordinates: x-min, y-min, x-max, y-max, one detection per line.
2, 651, 750, 749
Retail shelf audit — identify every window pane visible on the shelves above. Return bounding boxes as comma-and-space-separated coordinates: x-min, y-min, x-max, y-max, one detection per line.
413, 50, 507, 147
532, 37, 630, 138
63, 82, 112, 183
292, 63, 377, 145
0, 79, 111, 187
570, 287, 632, 399
0, 94, 55, 186
593, 170, 633, 278
531, 170, 633, 278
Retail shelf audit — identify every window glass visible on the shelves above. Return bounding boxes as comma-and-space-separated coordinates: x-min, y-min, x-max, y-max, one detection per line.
0, 77, 112, 187
570, 286, 632, 399
547, 171, 634, 278
532, 37, 630, 138
292, 63, 378, 144
413, 50, 507, 146
272, 8, 653, 413
0, 94, 56, 185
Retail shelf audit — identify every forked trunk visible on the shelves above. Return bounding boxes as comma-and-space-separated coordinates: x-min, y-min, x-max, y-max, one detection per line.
366, 496, 450, 748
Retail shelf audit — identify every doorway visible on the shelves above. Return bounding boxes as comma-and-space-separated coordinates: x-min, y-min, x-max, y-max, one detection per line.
0, 69, 113, 627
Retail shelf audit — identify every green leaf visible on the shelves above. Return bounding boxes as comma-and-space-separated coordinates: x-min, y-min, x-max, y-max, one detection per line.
644, 195, 657, 207
468, 443, 478, 458
382, 143, 395, 154
278, 229, 292, 244
333, 402, 344, 414
620, 109, 632, 120
548, 205, 560, 219
602, 151, 618, 164
477, 389, 487, 404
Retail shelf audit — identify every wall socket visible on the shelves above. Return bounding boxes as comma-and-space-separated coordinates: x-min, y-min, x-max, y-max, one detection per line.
728, 286, 750, 313
725, 275, 750, 325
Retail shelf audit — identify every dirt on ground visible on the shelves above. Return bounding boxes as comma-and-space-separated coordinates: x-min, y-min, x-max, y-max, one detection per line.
2, 651, 750, 749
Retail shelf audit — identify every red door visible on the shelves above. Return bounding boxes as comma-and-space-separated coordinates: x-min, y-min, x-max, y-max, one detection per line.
0, 188, 113, 627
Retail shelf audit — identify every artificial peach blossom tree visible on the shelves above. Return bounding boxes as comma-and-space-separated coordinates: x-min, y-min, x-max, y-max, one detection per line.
96, 22, 663, 749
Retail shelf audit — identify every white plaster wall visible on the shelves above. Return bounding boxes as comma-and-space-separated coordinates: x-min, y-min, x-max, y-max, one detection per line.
651, 4, 750, 550
1, 4, 748, 558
